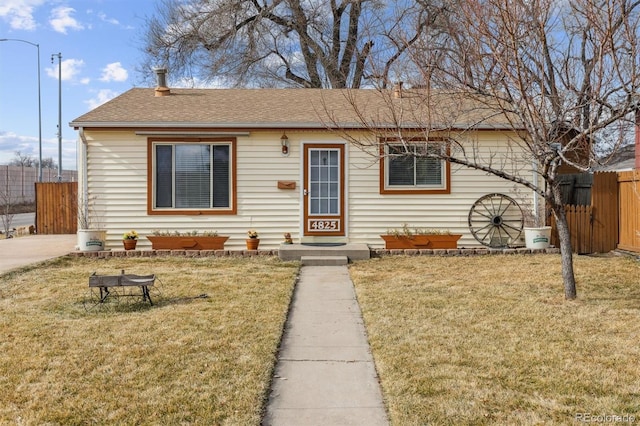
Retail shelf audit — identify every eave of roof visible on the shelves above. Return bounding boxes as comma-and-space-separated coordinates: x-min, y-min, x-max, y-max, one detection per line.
71, 121, 516, 130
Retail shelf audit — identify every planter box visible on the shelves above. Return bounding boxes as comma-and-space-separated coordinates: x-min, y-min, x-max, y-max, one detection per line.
147, 236, 229, 250
380, 234, 462, 250
380, 235, 431, 249
424, 234, 462, 249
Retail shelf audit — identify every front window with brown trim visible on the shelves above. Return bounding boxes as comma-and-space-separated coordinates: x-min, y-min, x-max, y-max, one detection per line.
380, 141, 451, 194
148, 138, 237, 215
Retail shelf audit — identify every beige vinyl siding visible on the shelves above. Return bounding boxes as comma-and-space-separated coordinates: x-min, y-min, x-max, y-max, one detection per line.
234, 132, 301, 247
81, 128, 535, 250
347, 130, 536, 248
82, 130, 306, 250
82, 131, 150, 249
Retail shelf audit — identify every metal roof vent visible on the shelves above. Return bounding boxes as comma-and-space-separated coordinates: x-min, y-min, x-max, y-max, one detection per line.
154, 67, 170, 97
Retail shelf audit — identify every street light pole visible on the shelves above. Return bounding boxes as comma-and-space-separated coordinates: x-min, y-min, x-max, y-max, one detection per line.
0, 38, 43, 182
51, 52, 62, 181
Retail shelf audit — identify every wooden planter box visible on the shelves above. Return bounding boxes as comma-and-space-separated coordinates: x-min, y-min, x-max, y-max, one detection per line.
147, 236, 229, 250
423, 234, 462, 249
381, 235, 430, 249
380, 234, 462, 249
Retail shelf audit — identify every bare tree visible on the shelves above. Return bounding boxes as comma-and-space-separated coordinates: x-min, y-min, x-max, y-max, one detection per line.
0, 172, 18, 237
39, 157, 57, 170
8, 151, 35, 168
141, 0, 446, 88
332, 0, 640, 299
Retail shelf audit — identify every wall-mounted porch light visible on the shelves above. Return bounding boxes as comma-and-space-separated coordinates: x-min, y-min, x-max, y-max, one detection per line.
281, 133, 290, 156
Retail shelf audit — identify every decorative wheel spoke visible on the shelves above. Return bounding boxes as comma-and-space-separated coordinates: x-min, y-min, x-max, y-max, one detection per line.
468, 193, 524, 248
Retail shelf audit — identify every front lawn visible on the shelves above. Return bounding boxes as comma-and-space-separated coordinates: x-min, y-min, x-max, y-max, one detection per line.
350, 254, 640, 425
0, 256, 298, 425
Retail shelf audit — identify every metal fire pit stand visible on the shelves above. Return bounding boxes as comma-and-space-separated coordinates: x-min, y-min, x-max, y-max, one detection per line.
88, 270, 156, 306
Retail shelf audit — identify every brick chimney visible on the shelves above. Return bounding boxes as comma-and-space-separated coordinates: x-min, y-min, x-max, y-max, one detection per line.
154, 67, 170, 97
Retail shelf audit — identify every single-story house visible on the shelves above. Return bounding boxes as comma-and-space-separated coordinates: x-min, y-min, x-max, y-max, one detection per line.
69, 71, 539, 250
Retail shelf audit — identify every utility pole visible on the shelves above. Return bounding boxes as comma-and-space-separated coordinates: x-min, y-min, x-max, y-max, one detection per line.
51, 52, 62, 181
0, 39, 43, 182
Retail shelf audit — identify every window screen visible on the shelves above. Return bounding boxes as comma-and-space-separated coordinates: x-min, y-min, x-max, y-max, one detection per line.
154, 142, 231, 210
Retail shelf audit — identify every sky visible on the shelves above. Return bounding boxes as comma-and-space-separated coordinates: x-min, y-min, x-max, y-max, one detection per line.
0, 0, 158, 170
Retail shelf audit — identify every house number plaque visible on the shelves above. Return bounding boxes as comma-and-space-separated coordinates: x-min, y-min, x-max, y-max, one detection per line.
308, 219, 340, 231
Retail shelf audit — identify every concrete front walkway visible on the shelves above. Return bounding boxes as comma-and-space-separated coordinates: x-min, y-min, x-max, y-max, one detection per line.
0, 234, 76, 274
263, 266, 388, 426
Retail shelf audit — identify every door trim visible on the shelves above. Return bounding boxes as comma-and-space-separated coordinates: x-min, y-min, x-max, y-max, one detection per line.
302, 143, 346, 237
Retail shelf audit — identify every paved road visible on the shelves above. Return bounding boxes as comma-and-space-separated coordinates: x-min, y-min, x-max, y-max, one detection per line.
6, 212, 35, 229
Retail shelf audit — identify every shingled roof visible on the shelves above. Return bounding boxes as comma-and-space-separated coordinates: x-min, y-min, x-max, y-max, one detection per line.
69, 87, 514, 130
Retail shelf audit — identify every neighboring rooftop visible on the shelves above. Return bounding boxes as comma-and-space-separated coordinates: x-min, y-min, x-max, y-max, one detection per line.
594, 144, 637, 171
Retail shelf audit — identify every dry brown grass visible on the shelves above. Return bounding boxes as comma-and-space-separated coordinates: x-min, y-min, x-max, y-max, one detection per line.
0, 256, 298, 425
349, 254, 640, 425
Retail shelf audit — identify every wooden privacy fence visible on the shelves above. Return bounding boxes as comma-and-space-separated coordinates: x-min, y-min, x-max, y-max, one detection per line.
617, 171, 640, 252
35, 182, 77, 234
550, 172, 619, 254
550, 205, 593, 254
591, 171, 619, 253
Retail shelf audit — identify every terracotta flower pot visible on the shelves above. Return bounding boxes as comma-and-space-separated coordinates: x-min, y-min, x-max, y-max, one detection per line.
246, 238, 260, 250
123, 239, 137, 250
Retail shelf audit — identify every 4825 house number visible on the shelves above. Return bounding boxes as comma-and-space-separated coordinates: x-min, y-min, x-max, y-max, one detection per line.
309, 220, 340, 231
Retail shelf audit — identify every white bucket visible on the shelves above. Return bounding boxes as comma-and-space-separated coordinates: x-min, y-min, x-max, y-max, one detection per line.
523, 227, 552, 249
77, 229, 106, 251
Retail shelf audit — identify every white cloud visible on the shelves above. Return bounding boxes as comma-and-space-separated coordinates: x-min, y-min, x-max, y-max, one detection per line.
0, 0, 45, 30
49, 6, 84, 34
87, 8, 132, 29
97, 11, 119, 26
85, 89, 119, 110
0, 131, 77, 169
0, 131, 37, 161
46, 58, 86, 82
99, 62, 128, 82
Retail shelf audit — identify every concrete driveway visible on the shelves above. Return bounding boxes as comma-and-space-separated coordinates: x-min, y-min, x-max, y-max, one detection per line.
0, 234, 77, 274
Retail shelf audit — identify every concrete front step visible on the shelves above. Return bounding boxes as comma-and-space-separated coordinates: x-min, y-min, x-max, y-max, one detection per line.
279, 243, 370, 262
300, 255, 349, 266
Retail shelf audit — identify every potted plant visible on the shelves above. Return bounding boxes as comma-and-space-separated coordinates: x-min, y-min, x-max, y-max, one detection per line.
76, 196, 106, 251
380, 223, 462, 249
246, 230, 259, 250
122, 230, 138, 250
147, 230, 229, 250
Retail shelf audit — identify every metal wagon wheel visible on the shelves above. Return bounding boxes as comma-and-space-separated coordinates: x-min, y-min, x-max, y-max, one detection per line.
468, 193, 524, 248
82, 287, 121, 312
